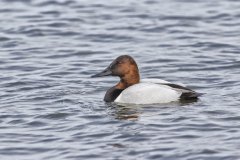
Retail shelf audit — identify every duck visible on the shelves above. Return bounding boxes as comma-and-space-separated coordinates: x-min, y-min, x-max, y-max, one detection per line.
91, 55, 201, 104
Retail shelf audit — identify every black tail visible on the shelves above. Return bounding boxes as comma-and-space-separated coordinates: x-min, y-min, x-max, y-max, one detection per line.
180, 92, 204, 100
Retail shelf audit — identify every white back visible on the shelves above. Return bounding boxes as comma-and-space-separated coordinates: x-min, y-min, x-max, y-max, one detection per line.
141, 78, 171, 84
141, 78, 186, 87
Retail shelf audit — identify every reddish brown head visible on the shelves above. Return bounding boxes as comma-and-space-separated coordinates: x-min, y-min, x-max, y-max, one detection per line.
91, 55, 140, 89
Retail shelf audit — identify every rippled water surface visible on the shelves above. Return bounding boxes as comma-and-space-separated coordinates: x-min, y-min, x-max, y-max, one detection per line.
1, 0, 240, 159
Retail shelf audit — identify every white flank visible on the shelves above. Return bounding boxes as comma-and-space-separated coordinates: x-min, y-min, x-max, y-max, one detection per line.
114, 82, 182, 104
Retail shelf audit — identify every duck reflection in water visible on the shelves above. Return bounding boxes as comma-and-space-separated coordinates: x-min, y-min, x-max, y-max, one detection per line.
106, 103, 142, 120
106, 98, 198, 121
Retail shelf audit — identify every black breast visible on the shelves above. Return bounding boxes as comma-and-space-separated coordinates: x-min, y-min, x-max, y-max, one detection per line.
104, 87, 124, 102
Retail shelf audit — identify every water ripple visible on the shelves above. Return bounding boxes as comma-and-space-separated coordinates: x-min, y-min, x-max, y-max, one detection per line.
0, 0, 240, 159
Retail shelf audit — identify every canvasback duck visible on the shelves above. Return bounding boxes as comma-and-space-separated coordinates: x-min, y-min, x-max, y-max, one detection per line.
92, 55, 201, 104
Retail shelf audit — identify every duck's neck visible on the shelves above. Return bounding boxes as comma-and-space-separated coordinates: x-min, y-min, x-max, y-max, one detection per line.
116, 71, 140, 89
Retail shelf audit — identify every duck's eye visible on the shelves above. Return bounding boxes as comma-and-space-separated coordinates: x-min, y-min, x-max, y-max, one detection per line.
117, 61, 122, 64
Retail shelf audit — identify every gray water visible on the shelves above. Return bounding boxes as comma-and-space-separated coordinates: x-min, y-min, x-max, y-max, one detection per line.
1, 0, 240, 159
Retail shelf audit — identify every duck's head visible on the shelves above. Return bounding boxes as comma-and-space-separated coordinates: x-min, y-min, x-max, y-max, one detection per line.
92, 55, 139, 78
92, 55, 140, 87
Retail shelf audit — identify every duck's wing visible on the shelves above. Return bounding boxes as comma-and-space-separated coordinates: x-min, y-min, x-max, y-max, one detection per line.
141, 78, 200, 100
161, 83, 202, 100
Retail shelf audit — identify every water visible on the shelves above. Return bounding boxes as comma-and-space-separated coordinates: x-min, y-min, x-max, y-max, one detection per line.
0, 0, 240, 159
